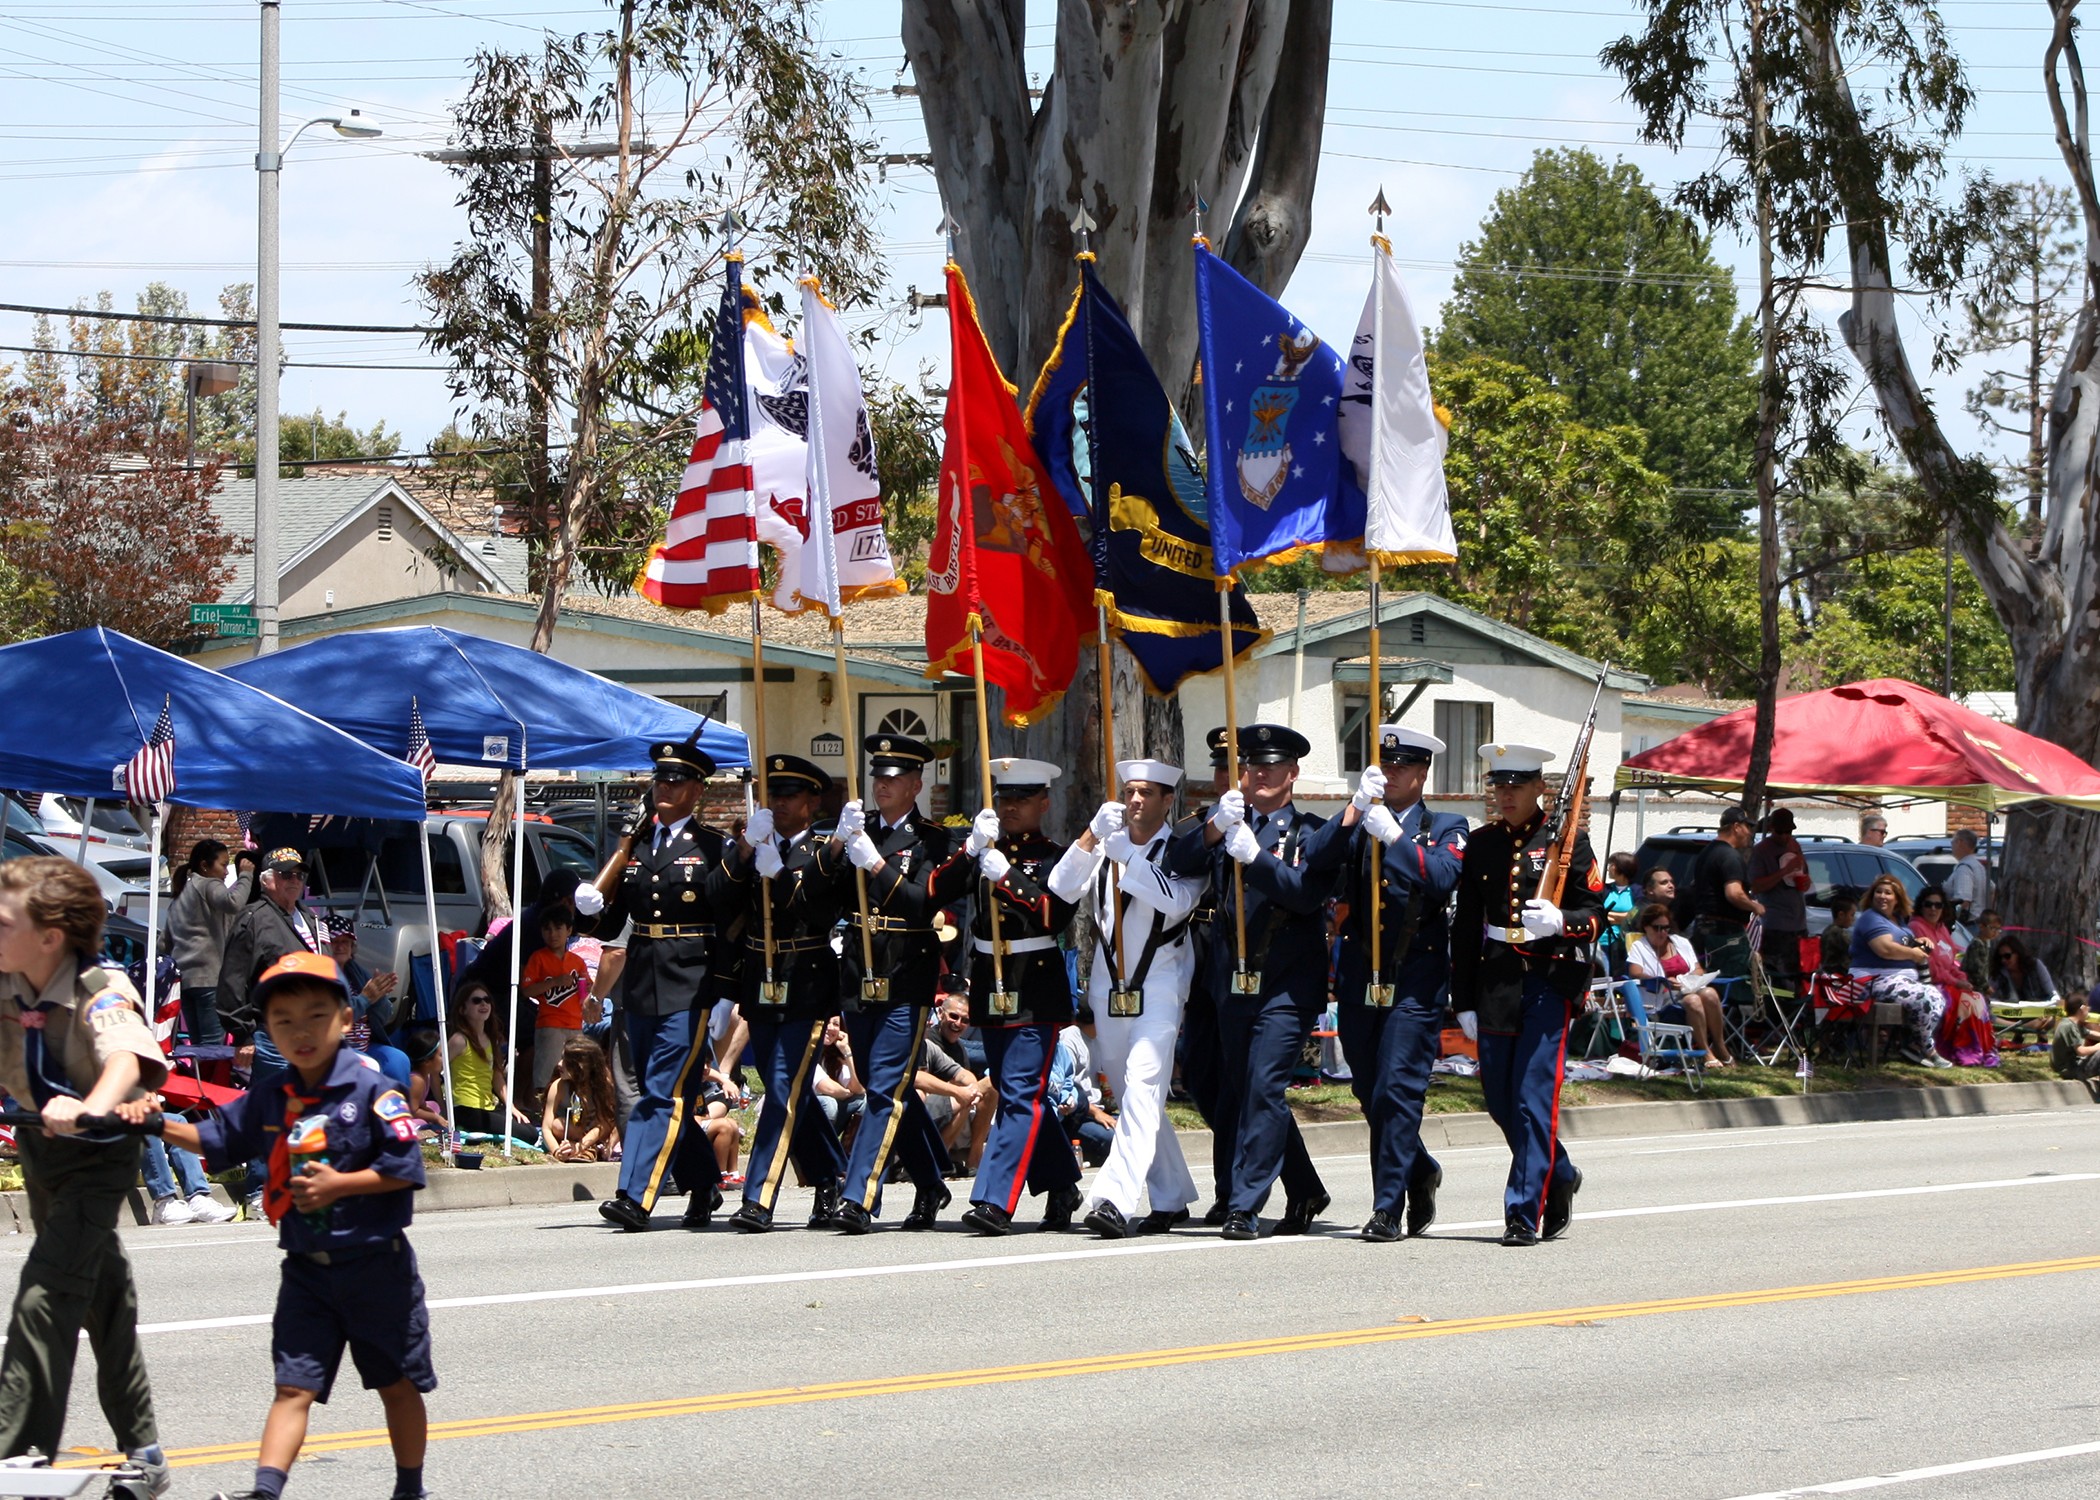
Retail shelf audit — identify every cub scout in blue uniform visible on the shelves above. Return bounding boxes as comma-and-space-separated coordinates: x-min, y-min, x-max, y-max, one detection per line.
927, 757, 1084, 1236
1449, 742, 1603, 1248
153, 951, 433, 1500
1326, 724, 1467, 1243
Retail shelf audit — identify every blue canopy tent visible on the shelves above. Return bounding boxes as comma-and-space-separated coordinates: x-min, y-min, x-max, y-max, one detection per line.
0, 628, 433, 1108
227, 625, 751, 1151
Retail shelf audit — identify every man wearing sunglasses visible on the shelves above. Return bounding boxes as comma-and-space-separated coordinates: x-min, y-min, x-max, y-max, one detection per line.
590, 735, 734, 1232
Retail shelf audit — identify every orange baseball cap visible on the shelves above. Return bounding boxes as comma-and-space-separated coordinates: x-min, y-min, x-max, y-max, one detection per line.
252, 951, 351, 1011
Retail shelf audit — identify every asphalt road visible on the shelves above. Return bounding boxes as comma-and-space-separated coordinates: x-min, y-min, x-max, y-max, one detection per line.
18, 1107, 2100, 1499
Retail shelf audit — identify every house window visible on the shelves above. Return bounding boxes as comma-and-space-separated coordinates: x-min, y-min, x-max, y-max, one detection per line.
663, 693, 729, 723
1433, 701, 1494, 795
377, 504, 394, 543
1338, 692, 1373, 775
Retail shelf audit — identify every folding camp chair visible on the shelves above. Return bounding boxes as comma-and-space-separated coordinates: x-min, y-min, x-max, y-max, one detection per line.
1808, 971, 1874, 1064
1620, 978, 1705, 1092
1574, 976, 1629, 1060
1740, 949, 1810, 1069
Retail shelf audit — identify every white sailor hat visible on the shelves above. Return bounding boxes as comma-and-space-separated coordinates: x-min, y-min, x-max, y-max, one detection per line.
1115, 758, 1184, 789
989, 756, 1062, 794
1376, 724, 1445, 764
1478, 742, 1554, 784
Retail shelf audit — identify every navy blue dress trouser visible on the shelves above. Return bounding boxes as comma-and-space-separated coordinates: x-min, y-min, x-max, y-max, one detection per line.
1216, 987, 1322, 1216
1335, 984, 1445, 1217
840, 1003, 948, 1214
617, 1006, 717, 1212
742, 1015, 843, 1212
1475, 973, 1578, 1227
972, 1023, 1080, 1216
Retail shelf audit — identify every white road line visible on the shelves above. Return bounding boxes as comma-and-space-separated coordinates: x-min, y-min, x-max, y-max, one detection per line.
1721, 1439, 2100, 1496
124, 1170, 2100, 1338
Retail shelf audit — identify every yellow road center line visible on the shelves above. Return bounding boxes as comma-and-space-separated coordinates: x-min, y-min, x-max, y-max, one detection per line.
90, 1253, 2100, 1471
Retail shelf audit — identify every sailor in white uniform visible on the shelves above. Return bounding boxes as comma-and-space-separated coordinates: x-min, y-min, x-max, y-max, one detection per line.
1048, 758, 1205, 1238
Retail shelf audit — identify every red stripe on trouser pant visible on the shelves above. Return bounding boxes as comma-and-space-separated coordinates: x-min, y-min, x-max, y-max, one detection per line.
1005, 1037, 1056, 1216
1536, 1008, 1570, 1225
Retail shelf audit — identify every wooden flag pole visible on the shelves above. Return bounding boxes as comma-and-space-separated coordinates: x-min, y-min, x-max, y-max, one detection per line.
1367, 560, 1392, 1007
830, 622, 883, 1000
1097, 602, 1135, 1011
1217, 581, 1254, 993
968, 617, 1012, 1010
750, 599, 782, 1003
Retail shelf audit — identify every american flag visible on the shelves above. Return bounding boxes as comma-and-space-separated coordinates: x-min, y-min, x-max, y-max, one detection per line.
637, 257, 760, 611
124, 697, 176, 804
406, 696, 437, 782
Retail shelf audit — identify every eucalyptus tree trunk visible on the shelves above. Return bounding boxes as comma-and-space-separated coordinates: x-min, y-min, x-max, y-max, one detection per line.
1742, 0, 1783, 817
903, 0, 1327, 821
1824, 6, 2100, 990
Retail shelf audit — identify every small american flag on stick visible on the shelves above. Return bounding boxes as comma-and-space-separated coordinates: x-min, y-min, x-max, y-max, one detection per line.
406, 696, 437, 782
125, 697, 176, 804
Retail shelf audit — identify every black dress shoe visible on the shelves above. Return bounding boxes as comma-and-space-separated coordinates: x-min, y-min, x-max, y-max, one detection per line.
1406, 1164, 1442, 1238
727, 1201, 774, 1233
1083, 1202, 1133, 1239
1275, 1190, 1330, 1236
1202, 1198, 1229, 1226
808, 1183, 843, 1230
1542, 1166, 1582, 1241
1137, 1207, 1190, 1235
1500, 1212, 1539, 1248
680, 1184, 724, 1229
1220, 1210, 1261, 1241
835, 1200, 874, 1235
1360, 1209, 1403, 1243
598, 1194, 650, 1232
960, 1201, 1012, 1236
901, 1184, 951, 1231
1042, 1184, 1084, 1231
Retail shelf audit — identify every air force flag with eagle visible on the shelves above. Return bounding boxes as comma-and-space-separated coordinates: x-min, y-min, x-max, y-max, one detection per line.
1192, 242, 1367, 578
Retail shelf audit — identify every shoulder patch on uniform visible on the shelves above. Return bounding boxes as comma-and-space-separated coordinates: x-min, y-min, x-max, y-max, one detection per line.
84, 990, 140, 1031
1587, 864, 1604, 892
373, 1089, 417, 1142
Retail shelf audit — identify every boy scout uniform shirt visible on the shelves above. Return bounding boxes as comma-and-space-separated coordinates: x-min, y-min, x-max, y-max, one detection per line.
0, 959, 167, 1107
195, 1048, 426, 1253
1450, 812, 1604, 1033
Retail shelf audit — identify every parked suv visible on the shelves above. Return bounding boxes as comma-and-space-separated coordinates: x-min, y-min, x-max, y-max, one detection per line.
1632, 827, 1927, 937
1882, 835, 1996, 892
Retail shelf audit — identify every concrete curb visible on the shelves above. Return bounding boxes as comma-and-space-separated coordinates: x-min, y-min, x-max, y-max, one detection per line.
76, 1077, 2096, 1226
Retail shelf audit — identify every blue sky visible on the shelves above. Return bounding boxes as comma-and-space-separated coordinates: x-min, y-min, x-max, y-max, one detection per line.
0, 0, 2069, 467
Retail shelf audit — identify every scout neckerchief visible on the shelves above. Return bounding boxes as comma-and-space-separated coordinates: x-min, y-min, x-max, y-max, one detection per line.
262, 1076, 323, 1225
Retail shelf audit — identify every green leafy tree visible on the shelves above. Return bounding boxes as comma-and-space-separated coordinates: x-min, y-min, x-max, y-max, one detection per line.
867, 381, 941, 585
1436, 148, 1758, 534
229, 410, 402, 477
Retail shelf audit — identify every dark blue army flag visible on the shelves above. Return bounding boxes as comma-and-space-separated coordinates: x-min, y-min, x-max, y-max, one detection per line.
1025, 261, 1266, 695
1192, 241, 1368, 577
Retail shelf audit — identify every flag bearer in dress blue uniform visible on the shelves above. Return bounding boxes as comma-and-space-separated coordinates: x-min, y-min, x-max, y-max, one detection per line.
1047, 758, 1205, 1239
1164, 724, 1348, 1242
1322, 725, 1467, 1243
928, 758, 1084, 1236
722, 754, 853, 1233
833, 733, 957, 1233
591, 736, 734, 1232
1450, 743, 1603, 1247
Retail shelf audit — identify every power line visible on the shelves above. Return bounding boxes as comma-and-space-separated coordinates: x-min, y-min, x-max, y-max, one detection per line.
0, 342, 447, 371
0, 301, 432, 335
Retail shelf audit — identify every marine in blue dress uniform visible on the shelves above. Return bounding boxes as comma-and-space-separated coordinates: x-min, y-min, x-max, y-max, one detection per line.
723, 754, 854, 1233
927, 758, 1084, 1236
1321, 724, 1467, 1242
1449, 742, 1603, 1247
834, 734, 956, 1233
1163, 724, 1348, 1241
591, 735, 735, 1232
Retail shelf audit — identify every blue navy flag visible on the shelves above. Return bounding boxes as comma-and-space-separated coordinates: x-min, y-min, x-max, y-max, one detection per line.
1026, 261, 1266, 695
1192, 242, 1367, 577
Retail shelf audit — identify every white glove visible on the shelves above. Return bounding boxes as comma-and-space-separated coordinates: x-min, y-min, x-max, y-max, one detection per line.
1209, 789, 1246, 832
966, 807, 1000, 856
845, 832, 883, 872
744, 807, 775, 845
753, 839, 784, 879
1224, 821, 1261, 865
1521, 897, 1564, 940
1102, 830, 1137, 865
1458, 1011, 1478, 1042
1350, 766, 1387, 813
835, 800, 866, 839
980, 847, 1011, 883
573, 884, 606, 917
1362, 803, 1402, 846
1089, 801, 1125, 842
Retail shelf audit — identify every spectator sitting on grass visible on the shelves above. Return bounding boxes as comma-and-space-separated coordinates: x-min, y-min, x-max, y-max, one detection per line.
446, 983, 538, 1144
2051, 992, 2100, 1082
402, 1030, 447, 1133
916, 1024, 990, 1168
1819, 894, 1858, 976
1988, 932, 2060, 1011
1962, 909, 2003, 991
697, 1063, 743, 1185
926, 989, 991, 1173
1850, 875, 1952, 1068
1050, 1025, 1115, 1167
540, 1036, 620, 1163
813, 1017, 865, 1141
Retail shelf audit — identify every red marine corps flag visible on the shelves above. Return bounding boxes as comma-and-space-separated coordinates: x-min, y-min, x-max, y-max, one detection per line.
924, 257, 1093, 726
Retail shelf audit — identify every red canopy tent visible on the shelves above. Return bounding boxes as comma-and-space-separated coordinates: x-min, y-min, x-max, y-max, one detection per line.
1617, 678, 2100, 811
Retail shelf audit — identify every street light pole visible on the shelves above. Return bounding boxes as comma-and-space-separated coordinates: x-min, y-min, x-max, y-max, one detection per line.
255, 0, 282, 655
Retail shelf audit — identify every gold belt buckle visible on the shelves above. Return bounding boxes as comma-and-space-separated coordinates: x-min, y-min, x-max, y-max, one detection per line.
1231, 969, 1263, 996
760, 980, 789, 1005
861, 977, 890, 1004
1108, 988, 1143, 1018
987, 986, 1019, 1018
1367, 983, 1396, 1009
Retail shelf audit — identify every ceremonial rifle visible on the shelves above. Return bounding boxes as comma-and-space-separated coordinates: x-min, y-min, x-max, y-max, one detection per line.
1538, 661, 1610, 907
